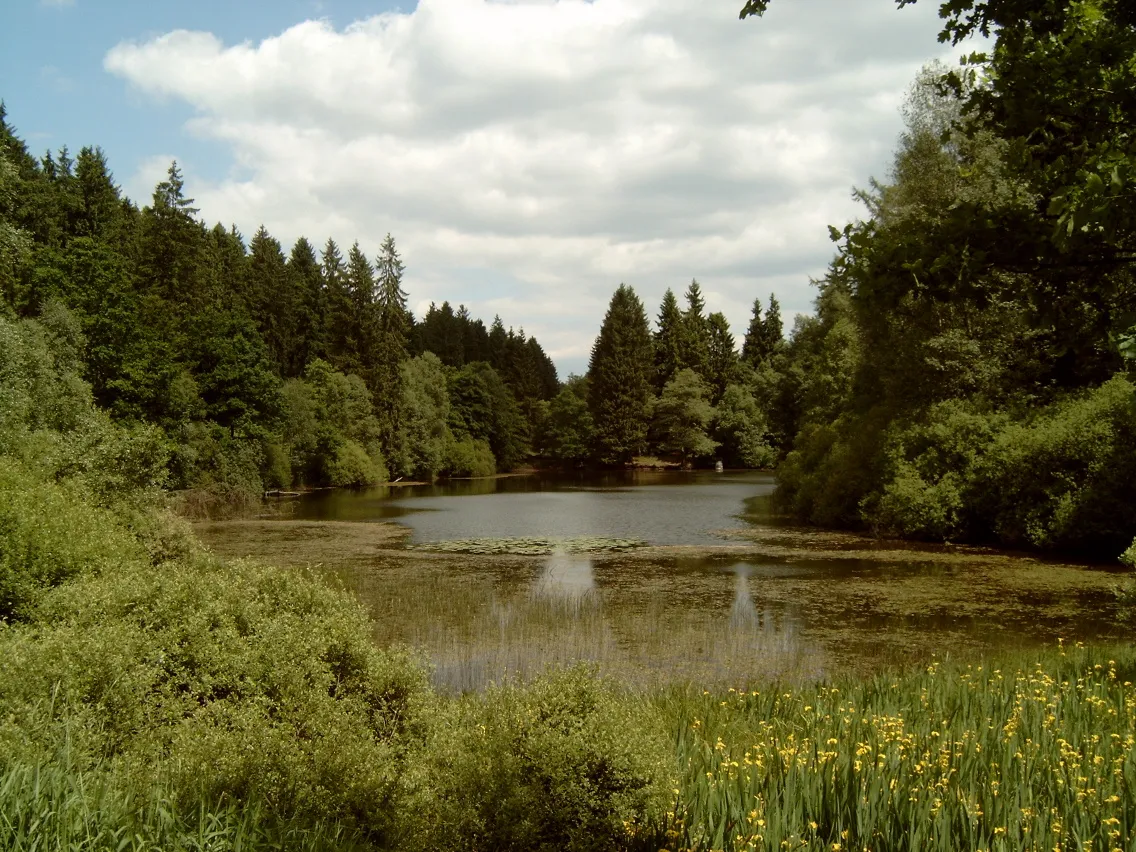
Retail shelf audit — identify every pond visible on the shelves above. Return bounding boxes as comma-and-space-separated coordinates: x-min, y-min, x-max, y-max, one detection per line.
197, 471, 1129, 692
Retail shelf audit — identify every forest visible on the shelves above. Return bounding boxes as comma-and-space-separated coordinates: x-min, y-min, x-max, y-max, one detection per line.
6, 0, 1134, 555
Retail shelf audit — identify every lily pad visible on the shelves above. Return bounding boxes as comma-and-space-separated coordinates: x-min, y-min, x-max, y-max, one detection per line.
416, 536, 647, 555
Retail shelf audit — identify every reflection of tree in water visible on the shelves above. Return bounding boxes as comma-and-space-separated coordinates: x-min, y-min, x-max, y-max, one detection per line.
728, 564, 798, 654
531, 548, 597, 603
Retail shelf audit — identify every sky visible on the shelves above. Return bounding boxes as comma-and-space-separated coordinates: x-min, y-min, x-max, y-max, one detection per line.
1, 0, 971, 377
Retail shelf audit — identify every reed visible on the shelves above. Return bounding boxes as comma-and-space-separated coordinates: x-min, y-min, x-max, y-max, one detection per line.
351, 562, 822, 693
0, 757, 365, 851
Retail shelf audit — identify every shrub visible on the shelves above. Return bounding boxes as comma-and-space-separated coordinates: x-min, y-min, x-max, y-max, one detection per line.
972, 376, 1136, 552
398, 666, 670, 852
442, 434, 496, 478
776, 408, 890, 528
0, 553, 429, 838
866, 400, 1007, 540
326, 439, 387, 487
0, 458, 143, 623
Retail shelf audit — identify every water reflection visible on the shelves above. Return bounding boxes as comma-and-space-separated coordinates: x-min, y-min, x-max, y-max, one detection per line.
727, 562, 802, 658
729, 564, 760, 630
532, 549, 596, 602
198, 470, 1125, 691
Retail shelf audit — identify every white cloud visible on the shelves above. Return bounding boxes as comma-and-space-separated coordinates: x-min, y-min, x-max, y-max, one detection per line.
106, 0, 968, 375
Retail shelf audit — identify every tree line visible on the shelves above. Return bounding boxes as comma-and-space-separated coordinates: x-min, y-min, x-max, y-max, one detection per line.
0, 110, 563, 508
4, 0, 1135, 556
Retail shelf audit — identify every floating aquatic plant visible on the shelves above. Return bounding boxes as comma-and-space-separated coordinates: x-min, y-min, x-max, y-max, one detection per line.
416, 536, 647, 555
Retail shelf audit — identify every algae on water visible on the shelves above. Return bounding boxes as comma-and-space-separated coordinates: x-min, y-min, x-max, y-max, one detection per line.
416, 536, 647, 555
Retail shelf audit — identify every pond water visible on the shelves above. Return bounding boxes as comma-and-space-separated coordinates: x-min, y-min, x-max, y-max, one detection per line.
290, 469, 773, 546
200, 471, 1129, 692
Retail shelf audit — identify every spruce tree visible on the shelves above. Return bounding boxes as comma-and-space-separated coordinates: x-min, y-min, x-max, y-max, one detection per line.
246, 225, 293, 375
321, 238, 352, 371
706, 311, 738, 404
740, 297, 764, 368
287, 237, 326, 374
761, 293, 783, 357
488, 315, 508, 373
373, 233, 408, 457
342, 241, 373, 375
741, 293, 784, 367
141, 161, 202, 307
653, 288, 683, 392
587, 284, 653, 464
679, 278, 710, 378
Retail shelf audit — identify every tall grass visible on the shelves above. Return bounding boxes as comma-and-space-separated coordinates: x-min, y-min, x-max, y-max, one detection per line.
0, 758, 365, 852
656, 643, 1136, 851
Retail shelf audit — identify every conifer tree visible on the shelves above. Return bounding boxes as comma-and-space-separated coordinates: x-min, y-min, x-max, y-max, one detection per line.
459, 306, 490, 364
321, 238, 352, 372
706, 311, 738, 404
761, 294, 783, 358
342, 241, 373, 375
679, 278, 710, 378
372, 233, 408, 457
740, 297, 765, 368
587, 284, 653, 464
488, 315, 508, 373
141, 161, 203, 308
287, 237, 326, 375
741, 293, 784, 367
246, 225, 293, 375
654, 288, 683, 392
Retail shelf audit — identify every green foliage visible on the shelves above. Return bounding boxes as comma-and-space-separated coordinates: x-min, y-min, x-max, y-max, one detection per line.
541, 375, 595, 462
775, 409, 890, 529
712, 384, 775, 469
867, 400, 1010, 541
0, 310, 92, 438
653, 288, 684, 392
395, 352, 452, 480
0, 458, 143, 623
828, 379, 1136, 551
326, 438, 387, 488
448, 362, 530, 471
588, 284, 654, 464
970, 376, 1136, 552
399, 666, 670, 852
0, 551, 428, 836
651, 369, 718, 463
442, 433, 497, 478
279, 359, 388, 489
0, 753, 366, 852
663, 643, 1136, 851
1121, 539, 1136, 570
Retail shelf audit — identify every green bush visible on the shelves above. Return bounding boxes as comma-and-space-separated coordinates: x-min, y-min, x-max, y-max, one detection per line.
0, 458, 143, 623
398, 666, 670, 852
776, 408, 890, 528
866, 400, 1008, 540
0, 312, 92, 440
972, 376, 1136, 551
442, 434, 496, 478
0, 553, 429, 838
263, 439, 293, 490
326, 439, 387, 487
